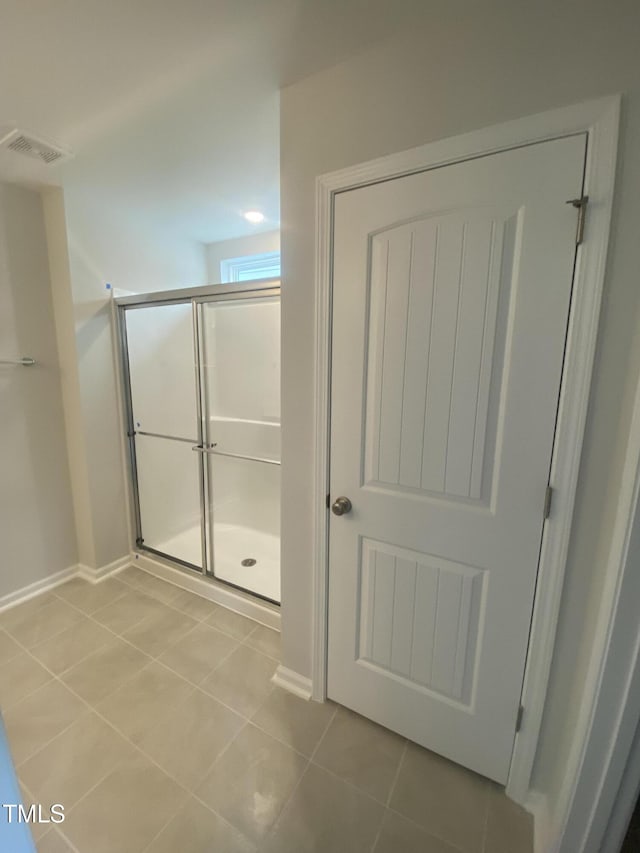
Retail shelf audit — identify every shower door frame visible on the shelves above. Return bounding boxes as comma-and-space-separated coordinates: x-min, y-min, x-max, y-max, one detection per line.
115, 278, 281, 603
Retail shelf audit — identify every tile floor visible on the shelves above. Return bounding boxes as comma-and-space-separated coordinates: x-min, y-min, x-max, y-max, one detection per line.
0, 566, 532, 852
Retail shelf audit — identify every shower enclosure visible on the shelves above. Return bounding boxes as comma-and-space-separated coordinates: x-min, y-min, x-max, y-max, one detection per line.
116, 280, 280, 604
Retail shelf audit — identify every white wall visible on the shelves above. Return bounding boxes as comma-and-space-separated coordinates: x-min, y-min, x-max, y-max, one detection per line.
205, 230, 280, 283
0, 183, 77, 597
278, 0, 640, 836
43, 186, 208, 571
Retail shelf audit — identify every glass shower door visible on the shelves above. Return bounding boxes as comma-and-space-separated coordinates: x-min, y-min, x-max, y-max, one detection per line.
124, 302, 204, 570
200, 295, 281, 602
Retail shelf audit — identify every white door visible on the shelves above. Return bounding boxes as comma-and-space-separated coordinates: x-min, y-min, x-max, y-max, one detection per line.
327, 135, 587, 783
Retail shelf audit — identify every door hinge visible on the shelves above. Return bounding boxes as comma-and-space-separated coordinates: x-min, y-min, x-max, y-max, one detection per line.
326, 493, 331, 509
516, 705, 525, 733
543, 485, 553, 520
135, 536, 144, 547
566, 195, 589, 245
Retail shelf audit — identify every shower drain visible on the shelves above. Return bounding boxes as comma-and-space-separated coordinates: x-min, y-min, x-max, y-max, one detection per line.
241, 558, 257, 567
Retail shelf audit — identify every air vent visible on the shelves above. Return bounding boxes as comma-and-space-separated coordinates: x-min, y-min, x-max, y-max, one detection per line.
0, 128, 73, 166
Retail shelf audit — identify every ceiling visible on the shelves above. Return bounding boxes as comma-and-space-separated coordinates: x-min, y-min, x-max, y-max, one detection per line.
0, 0, 423, 244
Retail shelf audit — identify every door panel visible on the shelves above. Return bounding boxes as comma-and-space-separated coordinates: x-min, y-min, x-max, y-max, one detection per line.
206, 453, 281, 602
365, 207, 510, 502
359, 538, 483, 705
125, 302, 203, 569
200, 296, 281, 601
125, 302, 197, 440
328, 135, 587, 782
135, 434, 202, 568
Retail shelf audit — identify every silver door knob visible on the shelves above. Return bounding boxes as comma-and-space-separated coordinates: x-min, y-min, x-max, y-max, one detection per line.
331, 496, 352, 516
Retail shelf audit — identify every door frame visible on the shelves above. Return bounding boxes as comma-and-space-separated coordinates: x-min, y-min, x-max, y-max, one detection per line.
311, 95, 620, 802
555, 368, 640, 853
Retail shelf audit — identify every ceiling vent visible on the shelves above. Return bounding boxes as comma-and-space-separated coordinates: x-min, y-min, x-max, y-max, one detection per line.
0, 128, 73, 166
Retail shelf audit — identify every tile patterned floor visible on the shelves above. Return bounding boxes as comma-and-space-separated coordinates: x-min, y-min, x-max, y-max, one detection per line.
0, 566, 532, 852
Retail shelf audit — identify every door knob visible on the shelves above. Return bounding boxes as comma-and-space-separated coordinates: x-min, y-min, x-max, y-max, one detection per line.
331, 496, 352, 516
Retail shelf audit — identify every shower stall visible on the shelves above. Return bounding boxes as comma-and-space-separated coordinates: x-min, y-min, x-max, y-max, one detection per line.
116, 280, 280, 604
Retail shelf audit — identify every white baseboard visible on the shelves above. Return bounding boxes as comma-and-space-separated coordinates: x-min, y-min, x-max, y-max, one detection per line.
526, 790, 552, 853
0, 550, 282, 635
272, 665, 313, 701
131, 551, 281, 631
0, 564, 79, 613
78, 555, 130, 584
0, 554, 133, 614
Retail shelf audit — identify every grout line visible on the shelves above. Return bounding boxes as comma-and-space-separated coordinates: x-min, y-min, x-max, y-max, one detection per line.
0, 599, 91, 658
4, 572, 293, 851
0, 626, 25, 664
40, 687, 195, 837
0, 670, 56, 715
18, 781, 79, 853
11, 584, 366, 793
308, 704, 338, 764
480, 782, 492, 853
17, 726, 146, 850
308, 757, 396, 807
140, 782, 256, 853
64, 690, 265, 852
369, 814, 385, 853
58, 601, 268, 727
386, 739, 408, 807
119, 563, 281, 632
371, 740, 472, 853
13, 705, 91, 772
54, 827, 83, 853
4, 571, 444, 853
42, 578, 263, 675
383, 801, 469, 852
261, 757, 313, 843
7, 584, 283, 754
88, 565, 278, 638
257, 704, 340, 846
13, 586, 475, 853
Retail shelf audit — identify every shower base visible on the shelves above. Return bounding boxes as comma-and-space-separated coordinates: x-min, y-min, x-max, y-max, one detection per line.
156, 523, 280, 603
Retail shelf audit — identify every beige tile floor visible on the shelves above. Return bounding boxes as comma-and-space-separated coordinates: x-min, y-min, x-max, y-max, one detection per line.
0, 566, 532, 853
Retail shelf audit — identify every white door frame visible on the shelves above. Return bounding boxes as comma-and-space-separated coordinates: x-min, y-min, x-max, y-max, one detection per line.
555, 368, 640, 853
311, 95, 620, 803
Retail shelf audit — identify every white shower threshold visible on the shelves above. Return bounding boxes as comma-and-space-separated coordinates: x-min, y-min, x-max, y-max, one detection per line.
155, 522, 280, 603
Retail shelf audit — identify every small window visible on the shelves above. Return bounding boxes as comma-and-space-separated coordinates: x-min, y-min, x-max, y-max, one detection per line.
220, 251, 281, 283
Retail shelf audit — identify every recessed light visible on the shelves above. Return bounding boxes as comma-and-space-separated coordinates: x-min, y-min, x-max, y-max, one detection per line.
243, 210, 265, 224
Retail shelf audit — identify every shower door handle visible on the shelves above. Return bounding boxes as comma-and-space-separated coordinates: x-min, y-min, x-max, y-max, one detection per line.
191, 445, 204, 453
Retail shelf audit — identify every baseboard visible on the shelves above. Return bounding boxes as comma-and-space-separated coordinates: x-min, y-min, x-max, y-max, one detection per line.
0, 554, 134, 613
526, 790, 552, 853
78, 555, 130, 584
0, 564, 79, 613
131, 551, 281, 631
272, 665, 313, 700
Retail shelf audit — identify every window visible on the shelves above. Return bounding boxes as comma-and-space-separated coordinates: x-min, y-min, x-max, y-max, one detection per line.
220, 251, 281, 283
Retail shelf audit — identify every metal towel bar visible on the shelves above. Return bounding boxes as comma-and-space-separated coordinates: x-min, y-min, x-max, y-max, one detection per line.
0, 357, 36, 366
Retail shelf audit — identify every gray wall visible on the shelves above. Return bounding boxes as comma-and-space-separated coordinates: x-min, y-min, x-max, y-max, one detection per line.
279, 0, 640, 822
0, 183, 77, 596
42, 187, 208, 572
